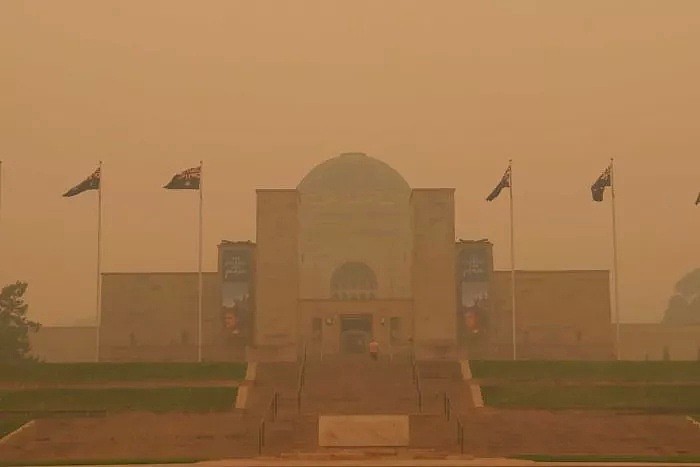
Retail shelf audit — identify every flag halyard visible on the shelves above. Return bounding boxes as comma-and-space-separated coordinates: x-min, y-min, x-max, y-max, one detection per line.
63, 167, 101, 197
164, 166, 201, 190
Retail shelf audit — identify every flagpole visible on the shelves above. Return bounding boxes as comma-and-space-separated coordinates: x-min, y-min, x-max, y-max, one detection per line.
197, 160, 204, 363
0, 160, 3, 224
509, 159, 517, 361
96, 160, 103, 362
610, 158, 621, 360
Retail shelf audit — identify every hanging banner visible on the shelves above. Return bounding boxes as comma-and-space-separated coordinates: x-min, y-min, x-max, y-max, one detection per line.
457, 244, 492, 339
220, 246, 253, 343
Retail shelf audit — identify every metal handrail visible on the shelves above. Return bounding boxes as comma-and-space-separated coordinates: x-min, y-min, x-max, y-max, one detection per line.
456, 417, 465, 454
411, 350, 423, 413
443, 392, 464, 452
257, 391, 279, 454
296, 342, 308, 413
443, 392, 451, 421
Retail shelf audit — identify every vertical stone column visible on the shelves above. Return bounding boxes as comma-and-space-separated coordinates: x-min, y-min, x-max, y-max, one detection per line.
410, 189, 457, 359
254, 189, 300, 360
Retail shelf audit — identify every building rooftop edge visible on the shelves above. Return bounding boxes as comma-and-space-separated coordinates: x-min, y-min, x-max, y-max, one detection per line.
218, 240, 256, 246
493, 269, 610, 273
457, 238, 492, 244
256, 188, 298, 193
411, 188, 456, 192
102, 271, 218, 275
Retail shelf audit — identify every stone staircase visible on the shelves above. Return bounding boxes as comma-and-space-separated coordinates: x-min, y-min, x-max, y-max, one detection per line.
416, 360, 478, 414
245, 361, 300, 417
240, 354, 480, 456
299, 354, 418, 414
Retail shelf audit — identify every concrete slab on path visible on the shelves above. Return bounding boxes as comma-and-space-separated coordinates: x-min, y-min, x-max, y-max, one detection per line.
319, 415, 410, 447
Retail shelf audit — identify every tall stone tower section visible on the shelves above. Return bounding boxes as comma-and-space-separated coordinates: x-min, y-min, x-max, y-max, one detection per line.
410, 188, 458, 358
254, 189, 300, 360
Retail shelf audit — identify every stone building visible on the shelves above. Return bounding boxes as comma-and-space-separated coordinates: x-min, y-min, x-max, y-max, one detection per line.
90, 152, 620, 362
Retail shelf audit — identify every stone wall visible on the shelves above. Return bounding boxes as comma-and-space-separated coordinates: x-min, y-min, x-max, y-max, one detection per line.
29, 326, 97, 362
468, 270, 615, 360
297, 190, 413, 301
254, 189, 300, 355
619, 324, 700, 361
410, 189, 457, 357
298, 299, 413, 356
99, 272, 241, 362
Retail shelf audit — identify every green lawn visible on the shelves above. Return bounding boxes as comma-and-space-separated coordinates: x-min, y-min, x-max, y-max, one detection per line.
0, 387, 237, 413
0, 362, 246, 384
482, 385, 700, 410
0, 416, 30, 437
516, 454, 700, 463
470, 360, 700, 382
3, 457, 204, 466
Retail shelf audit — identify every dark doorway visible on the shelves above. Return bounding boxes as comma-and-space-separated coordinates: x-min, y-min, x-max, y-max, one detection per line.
340, 314, 372, 354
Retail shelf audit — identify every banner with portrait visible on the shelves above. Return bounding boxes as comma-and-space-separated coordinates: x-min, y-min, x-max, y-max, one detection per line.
457, 246, 492, 340
220, 247, 252, 343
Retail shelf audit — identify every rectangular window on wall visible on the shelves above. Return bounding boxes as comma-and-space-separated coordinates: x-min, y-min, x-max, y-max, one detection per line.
390, 317, 401, 344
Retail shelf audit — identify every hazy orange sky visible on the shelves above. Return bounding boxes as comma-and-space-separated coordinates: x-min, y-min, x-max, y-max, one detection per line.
1, 1, 698, 326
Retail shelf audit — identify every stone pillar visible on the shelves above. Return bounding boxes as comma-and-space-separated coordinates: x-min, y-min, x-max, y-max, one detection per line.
253, 189, 300, 360
410, 189, 457, 359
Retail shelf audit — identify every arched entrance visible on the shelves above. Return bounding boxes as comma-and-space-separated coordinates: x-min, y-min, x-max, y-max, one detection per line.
340, 314, 373, 354
330, 262, 377, 353
330, 262, 377, 301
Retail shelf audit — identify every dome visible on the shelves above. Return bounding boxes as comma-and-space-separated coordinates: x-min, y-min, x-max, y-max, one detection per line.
297, 152, 410, 195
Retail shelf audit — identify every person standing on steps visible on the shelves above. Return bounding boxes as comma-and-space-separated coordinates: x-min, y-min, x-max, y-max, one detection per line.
369, 337, 379, 361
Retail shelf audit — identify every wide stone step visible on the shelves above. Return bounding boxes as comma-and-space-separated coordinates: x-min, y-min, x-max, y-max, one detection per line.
416, 361, 463, 380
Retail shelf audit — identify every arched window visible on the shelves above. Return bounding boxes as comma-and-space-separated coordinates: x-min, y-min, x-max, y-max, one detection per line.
331, 262, 377, 300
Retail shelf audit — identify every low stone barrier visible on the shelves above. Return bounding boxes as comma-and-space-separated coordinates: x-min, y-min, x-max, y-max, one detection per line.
318, 415, 409, 447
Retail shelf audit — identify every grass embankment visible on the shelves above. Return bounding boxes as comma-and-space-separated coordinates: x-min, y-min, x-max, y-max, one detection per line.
0, 417, 29, 437
472, 361, 700, 411
0, 387, 238, 413
470, 360, 700, 382
0, 362, 246, 385
0, 363, 243, 427
516, 454, 700, 463
482, 385, 700, 411
3, 457, 204, 466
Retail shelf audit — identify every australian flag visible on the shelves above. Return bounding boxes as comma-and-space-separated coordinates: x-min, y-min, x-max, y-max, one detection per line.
62, 166, 101, 197
164, 166, 201, 190
591, 165, 612, 202
486, 165, 511, 201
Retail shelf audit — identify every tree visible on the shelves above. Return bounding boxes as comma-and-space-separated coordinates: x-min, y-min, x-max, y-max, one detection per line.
662, 268, 700, 325
0, 282, 41, 363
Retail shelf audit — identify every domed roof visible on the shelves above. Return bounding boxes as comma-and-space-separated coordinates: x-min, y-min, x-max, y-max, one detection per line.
297, 152, 410, 194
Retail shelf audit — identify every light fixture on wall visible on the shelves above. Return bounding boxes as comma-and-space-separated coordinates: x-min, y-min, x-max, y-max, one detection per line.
380, 318, 386, 326
325, 317, 335, 326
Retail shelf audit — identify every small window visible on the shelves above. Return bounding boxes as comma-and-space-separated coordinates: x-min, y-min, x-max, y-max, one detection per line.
312, 318, 322, 341
390, 317, 402, 344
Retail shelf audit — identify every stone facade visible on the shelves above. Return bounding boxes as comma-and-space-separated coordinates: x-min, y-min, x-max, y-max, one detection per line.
98, 272, 231, 362
29, 326, 97, 362
619, 324, 700, 361
253, 189, 300, 359
78, 152, 644, 363
466, 270, 615, 360
411, 189, 458, 358
297, 153, 413, 301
